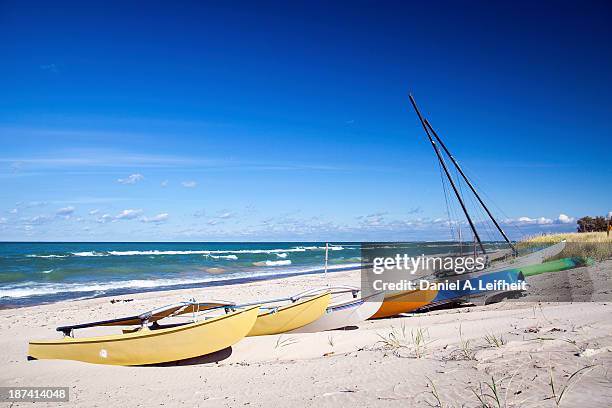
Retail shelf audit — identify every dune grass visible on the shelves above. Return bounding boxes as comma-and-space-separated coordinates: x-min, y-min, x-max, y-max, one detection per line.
376, 323, 432, 358
517, 232, 611, 261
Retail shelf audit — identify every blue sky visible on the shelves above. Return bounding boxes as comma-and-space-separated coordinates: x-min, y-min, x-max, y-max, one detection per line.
0, 1, 610, 241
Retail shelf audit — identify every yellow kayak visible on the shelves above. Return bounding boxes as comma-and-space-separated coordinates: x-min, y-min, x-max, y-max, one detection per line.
28, 305, 260, 366
247, 292, 330, 336
370, 289, 438, 319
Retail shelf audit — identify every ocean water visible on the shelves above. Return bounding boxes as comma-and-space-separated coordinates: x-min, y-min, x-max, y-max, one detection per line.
0, 241, 505, 307
0, 242, 363, 307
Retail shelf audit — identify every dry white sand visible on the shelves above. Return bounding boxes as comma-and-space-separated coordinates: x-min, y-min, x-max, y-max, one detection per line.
1, 263, 611, 407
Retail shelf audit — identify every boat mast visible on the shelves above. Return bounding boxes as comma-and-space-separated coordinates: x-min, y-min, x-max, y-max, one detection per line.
408, 94, 486, 254
424, 119, 518, 255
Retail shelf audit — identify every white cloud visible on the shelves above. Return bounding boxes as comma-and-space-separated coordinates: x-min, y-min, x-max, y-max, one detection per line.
0, 217, 6, 224
117, 173, 144, 185
507, 214, 575, 225
96, 209, 143, 223
506, 216, 554, 225
218, 212, 233, 219
56, 206, 75, 216
9, 208, 18, 214
161, 180, 169, 187
97, 214, 115, 223
141, 213, 169, 223
23, 215, 52, 225
533, 217, 553, 225
357, 212, 388, 227
181, 181, 197, 188
89, 209, 100, 215
116, 209, 143, 220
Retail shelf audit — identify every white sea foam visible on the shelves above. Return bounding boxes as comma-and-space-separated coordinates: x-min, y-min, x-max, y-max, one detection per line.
206, 254, 238, 260
276, 253, 288, 258
71, 251, 108, 257
41, 269, 54, 274
26, 254, 68, 258
106, 247, 313, 256
25, 245, 347, 258
252, 260, 292, 267
0, 262, 362, 299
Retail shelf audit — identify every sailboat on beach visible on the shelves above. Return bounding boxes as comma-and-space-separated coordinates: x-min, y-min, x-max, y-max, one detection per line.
371, 94, 566, 317
243, 243, 384, 335
289, 244, 385, 333
28, 301, 261, 365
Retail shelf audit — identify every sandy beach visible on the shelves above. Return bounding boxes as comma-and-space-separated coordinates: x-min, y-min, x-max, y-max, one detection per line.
3, 1, 611, 406
1, 261, 611, 407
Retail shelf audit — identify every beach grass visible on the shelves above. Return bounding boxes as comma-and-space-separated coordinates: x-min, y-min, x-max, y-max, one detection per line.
375, 323, 431, 358
425, 376, 445, 408
547, 362, 597, 407
517, 232, 612, 261
457, 324, 476, 360
470, 376, 502, 408
483, 332, 506, 348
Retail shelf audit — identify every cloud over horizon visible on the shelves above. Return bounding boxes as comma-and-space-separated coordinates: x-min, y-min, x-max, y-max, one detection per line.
117, 173, 144, 185
181, 181, 197, 188
141, 213, 169, 223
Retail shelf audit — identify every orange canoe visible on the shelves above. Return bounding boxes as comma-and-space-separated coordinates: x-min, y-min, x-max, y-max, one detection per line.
370, 289, 438, 319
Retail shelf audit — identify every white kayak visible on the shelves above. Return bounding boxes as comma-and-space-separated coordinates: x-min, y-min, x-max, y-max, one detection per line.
289, 286, 384, 333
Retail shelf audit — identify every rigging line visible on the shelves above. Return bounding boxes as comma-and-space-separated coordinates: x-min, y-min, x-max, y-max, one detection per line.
453, 156, 467, 210
437, 155, 456, 241
449, 179, 464, 242
408, 94, 486, 254
449, 158, 525, 240
463, 184, 488, 242
457, 162, 497, 245
445, 156, 462, 242
478, 198, 499, 243
451, 160, 526, 239
439, 134, 465, 243
473, 192, 497, 243
424, 119, 515, 254
445, 154, 466, 244
463, 181, 490, 239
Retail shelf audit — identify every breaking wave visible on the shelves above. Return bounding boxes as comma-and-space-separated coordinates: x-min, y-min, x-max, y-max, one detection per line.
252, 260, 292, 267
0, 262, 360, 299
24, 245, 345, 258
206, 254, 238, 260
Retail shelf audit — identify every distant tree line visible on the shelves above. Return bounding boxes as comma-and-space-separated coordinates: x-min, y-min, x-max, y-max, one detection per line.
577, 216, 610, 232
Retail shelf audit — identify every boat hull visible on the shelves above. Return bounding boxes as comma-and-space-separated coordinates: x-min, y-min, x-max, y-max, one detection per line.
28, 306, 260, 366
518, 257, 585, 277
370, 289, 438, 319
289, 291, 384, 333
247, 292, 330, 336
424, 269, 525, 309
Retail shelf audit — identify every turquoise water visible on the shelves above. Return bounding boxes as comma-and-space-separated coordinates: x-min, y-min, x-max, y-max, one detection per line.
0, 241, 505, 307
0, 242, 362, 307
